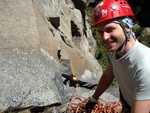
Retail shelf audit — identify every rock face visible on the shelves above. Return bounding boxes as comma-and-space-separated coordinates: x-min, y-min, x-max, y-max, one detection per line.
0, 0, 103, 112
0, 49, 63, 111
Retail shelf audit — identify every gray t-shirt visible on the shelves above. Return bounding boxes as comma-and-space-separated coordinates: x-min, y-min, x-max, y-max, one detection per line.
109, 40, 150, 106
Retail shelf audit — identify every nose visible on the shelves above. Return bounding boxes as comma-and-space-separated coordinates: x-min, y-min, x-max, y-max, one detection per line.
102, 32, 110, 40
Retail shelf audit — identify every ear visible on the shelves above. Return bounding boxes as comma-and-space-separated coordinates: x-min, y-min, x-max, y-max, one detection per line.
124, 27, 132, 40
124, 27, 131, 32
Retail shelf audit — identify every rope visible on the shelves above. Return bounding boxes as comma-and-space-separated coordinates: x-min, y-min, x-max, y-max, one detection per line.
66, 96, 122, 113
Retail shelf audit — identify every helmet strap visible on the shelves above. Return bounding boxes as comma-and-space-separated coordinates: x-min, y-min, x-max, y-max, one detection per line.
115, 22, 131, 58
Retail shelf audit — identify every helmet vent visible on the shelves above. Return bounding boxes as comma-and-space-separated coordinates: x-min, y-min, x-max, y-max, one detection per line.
119, 1, 127, 4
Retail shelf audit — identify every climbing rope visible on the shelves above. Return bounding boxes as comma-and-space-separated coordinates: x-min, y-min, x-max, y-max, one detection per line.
66, 96, 122, 113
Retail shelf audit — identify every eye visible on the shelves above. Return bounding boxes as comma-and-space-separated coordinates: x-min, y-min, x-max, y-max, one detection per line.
104, 27, 114, 33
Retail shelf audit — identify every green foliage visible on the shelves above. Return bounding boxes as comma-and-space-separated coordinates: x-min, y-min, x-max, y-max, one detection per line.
132, 24, 143, 35
133, 24, 150, 47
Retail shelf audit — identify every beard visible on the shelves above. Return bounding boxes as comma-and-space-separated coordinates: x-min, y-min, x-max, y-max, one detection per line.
104, 35, 126, 53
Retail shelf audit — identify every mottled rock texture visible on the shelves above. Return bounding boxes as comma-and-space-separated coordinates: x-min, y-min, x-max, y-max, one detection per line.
0, 0, 103, 112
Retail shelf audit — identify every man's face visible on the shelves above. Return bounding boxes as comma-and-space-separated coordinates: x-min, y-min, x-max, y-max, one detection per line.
98, 22, 126, 52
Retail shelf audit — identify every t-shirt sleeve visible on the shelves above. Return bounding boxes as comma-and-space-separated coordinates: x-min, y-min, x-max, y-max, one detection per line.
135, 67, 150, 100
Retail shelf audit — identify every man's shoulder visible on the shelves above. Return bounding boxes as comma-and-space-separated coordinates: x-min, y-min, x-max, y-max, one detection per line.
133, 41, 150, 61
137, 41, 150, 52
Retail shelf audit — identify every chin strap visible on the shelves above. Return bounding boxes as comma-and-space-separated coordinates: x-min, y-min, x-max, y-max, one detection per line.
112, 18, 136, 58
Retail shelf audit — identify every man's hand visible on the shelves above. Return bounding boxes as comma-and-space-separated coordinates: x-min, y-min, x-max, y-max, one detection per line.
85, 96, 98, 113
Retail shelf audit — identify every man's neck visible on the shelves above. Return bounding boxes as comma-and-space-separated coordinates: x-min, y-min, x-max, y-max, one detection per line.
115, 38, 136, 59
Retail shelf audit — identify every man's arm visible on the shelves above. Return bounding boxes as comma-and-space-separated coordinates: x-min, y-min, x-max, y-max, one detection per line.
131, 100, 150, 113
93, 64, 114, 99
84, 64, 114, 112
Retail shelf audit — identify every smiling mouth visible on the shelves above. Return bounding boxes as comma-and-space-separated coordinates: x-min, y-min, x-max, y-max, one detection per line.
105, 41, 116, 46
105, 41, 116, 49
104, 37, 117, 44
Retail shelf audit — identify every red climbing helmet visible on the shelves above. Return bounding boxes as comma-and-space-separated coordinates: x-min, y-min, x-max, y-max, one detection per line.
94, 0, 134, 26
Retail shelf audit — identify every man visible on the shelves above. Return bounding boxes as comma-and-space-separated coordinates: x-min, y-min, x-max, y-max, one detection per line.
85, 0, 150, 113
